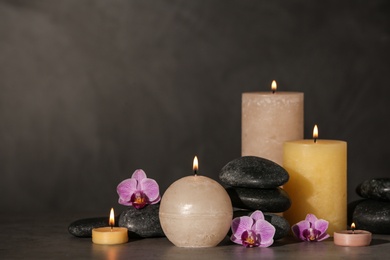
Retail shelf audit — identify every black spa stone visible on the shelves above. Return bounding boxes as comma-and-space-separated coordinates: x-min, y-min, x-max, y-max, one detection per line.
356, 178, 390, 201
231, 210, 290, 240
226, 187, 291, 212
68, 216, 120, 238
352, 199, 390, 234
68, 204, 165, 238
119, 203, 165, 238
219, 156, 289, 188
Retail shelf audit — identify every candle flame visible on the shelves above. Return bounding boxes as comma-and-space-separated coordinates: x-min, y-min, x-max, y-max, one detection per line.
193, 156, 198, 175
313, 125, 318, 142
109, 208, 115, 227
351, 222, 356, 230
271, 80, 277, 93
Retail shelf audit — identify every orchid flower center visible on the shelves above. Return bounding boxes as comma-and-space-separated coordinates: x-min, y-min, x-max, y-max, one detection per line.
242, 230, 258, 248
131, 191, 148, 209
307, 228, 316, 241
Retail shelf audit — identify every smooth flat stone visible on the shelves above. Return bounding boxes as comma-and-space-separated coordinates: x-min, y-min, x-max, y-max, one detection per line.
356, 178, 390, 201
347, 199, 365, 225
68, 216, 121, 238
119, 203, 165, 238
352, 199, 390, 234
219, 156, 289, 188
226, 187, 291, 212
232, 210, 290, 240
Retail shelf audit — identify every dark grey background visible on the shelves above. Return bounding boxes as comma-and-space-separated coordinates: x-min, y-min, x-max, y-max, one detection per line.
1, 0, 389, 214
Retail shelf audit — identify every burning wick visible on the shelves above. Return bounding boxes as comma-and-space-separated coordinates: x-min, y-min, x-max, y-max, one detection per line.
351, 222, 356, 234
313, 124, 318, 143
271, 80, 277, 94
109, 208, 115, 231
193, 156, 198, 176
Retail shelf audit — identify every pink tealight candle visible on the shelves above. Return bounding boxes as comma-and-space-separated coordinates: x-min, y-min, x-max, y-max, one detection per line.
333, 223, 372, 247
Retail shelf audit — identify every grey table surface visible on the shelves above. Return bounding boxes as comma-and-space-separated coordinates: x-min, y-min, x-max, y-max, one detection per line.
0, 213, 389, 259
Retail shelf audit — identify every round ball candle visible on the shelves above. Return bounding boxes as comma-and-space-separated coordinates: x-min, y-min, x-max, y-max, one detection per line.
334, 223, 372, 247
283, 125, 347, 236
159, 156, 233, 247
242, 80, 304, 165
92, 208, 128, 245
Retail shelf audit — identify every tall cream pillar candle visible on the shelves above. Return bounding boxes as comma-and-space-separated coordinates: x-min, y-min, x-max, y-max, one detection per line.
283, 125, 347, 236
242, 81, 304, 165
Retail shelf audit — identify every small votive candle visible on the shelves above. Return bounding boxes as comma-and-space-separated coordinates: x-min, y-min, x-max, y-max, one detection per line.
333, 223, 372, 247
92, 208, 128, 245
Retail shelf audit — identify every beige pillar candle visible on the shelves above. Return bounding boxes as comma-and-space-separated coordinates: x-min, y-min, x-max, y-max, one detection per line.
159, 157, 233, 247
283, 125, 347, 236
242, 81, 304, 165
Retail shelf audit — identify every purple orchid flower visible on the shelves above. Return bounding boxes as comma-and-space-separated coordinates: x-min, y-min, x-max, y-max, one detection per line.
117, 169, 160, 209
291, 214, 330, 242
231, 210, 276, 248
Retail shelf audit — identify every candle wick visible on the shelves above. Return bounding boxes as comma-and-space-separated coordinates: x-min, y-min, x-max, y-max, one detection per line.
314, 138, 317, 143
272, 90, 275, 94
194, 170, 197, 176
110, 224, 113, 231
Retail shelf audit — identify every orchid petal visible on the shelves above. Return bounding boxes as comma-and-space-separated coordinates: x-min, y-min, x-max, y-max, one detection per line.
231, 216, 254, 238
230, 234, 243, 245
316, 232, 330, 241
117, 178, 137, 200
139, 178, 161, 203
250, 210, 265, 222
292, 220, 310, 241
118, 198, 131, 206
305, 214, 319, 224
314, 219, 329, 234
131, 169, 147, 182
254, 219, 275, 247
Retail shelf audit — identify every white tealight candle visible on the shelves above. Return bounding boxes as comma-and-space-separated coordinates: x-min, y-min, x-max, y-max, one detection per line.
159, 156, 233, 247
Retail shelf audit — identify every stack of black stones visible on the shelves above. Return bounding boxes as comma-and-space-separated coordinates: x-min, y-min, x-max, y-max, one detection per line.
219, 156, 291, 240
349, 178, 390, 234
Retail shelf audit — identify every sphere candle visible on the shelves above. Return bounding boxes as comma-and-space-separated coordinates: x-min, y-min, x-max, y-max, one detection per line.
242, 80, 304, 165
283, 125, 347, 236
159, 156, 233, 247
92, 208, 128, 245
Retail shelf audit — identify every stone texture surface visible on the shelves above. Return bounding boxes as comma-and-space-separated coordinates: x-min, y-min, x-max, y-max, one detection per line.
68, 216, 119, 238
231, 210, 290, 240
226, 187, 291, 212
352, 199, 390, 234
219, 156, 289, 188
347, 199, 365, 225
356, 178, 390, 201
119, 203, 165, 238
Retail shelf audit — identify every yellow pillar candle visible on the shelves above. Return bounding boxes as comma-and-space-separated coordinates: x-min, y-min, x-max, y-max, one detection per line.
283, 125, 347, 236
92, 208, 128, 245
242, 80, 304, 165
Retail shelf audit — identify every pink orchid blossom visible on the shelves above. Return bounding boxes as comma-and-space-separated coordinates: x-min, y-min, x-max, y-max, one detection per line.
117, 169, 160, 209
231, 210, 276, 248
291, 214, 330, 242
